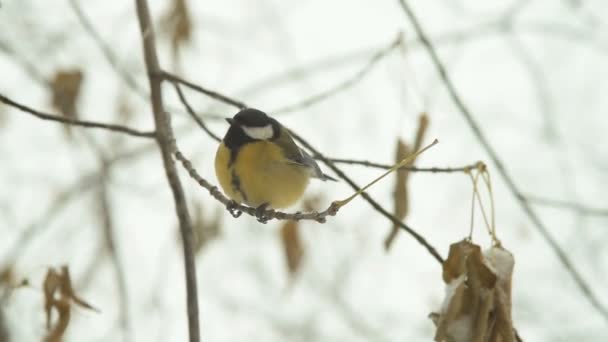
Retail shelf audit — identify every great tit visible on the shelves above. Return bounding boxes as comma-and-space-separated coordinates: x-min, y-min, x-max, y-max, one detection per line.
215, 108, 335, 211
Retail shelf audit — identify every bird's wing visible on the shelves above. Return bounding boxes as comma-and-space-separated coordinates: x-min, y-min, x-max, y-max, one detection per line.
275, 128, 335, 181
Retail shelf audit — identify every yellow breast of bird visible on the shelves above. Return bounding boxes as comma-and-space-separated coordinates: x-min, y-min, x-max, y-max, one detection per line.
215, 141, 310, 209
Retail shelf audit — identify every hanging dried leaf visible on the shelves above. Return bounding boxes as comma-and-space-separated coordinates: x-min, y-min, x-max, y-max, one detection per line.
42, 266, 98, 341
412, 113, 429, 153
115, 90, 134, 125
43, 268, 62, 330
280, 220, 304, 276
431, 240, 516, 342
384, 139, 410, 249
385, 113, 429, 250
49, 69, 84, 138
59, 266, 97, 311
190, 201, 222, 254
0, 267, 15, 286
160, 0, 192, 60
44, 298, 70, 342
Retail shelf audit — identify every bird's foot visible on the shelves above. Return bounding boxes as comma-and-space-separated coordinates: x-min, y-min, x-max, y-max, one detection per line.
255, 203, 274, 223
226, 200, 242, 218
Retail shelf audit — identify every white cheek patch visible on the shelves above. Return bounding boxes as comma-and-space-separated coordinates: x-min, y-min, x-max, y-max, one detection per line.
242, 125, 274, 140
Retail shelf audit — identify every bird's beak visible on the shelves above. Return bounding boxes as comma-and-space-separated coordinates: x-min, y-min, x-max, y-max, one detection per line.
226, 118, 235, 125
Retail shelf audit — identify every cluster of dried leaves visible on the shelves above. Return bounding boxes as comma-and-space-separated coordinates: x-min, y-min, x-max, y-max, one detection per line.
430, 240, 516, 342
42, 266, 97, 342
385, 113, 429, 249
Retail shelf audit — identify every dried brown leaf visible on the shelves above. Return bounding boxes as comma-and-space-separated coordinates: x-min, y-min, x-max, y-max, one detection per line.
412, 113, 429, 152
384, 114, 429, 250
0, 267, 14, 286
43, 268, 62, 329
42, 266, 98, 340
384, 139, 410, 249
160, 0, 192, 59
43, 298, 70, 342
466, 246, 497, 291
433, 241, 516, 342
191, 201, 222, 254
442, 240, 474, 283
50, 69, 83, 138
61, 266, 98, 311
280, 220, 304, 275
115, 91, 133, 125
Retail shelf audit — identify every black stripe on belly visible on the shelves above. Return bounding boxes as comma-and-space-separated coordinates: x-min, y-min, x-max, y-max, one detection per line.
231, 169, 248, 202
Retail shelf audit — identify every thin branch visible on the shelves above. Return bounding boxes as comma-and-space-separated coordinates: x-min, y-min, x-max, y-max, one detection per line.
68, 0, 147, 98
173, 84, 221, 142
398, 0, 608, 321
0, 93, 155, 138
134, 1, 200, 341
271, 33, 403, 114
162, 71, 247, 109
0, 175, 97, 271
325, 158, 480, 173
0, 39, 50, 86
288, 129, 444, 263
526, 195, 608, 217
172, 89, 472, 176
98, 167, 132, 342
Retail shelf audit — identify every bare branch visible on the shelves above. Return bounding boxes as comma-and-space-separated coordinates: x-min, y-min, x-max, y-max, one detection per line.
173, 84, 221, 142
271, 33, 402, 114
98, 167, 132, 342
325, 158, 479, 173
398, 0, 608, 321
526, 195, 608, 217
162, 71, 247, 109
0, 93, 155, 138
68, 0, 147, 98
134, 1, 200, 341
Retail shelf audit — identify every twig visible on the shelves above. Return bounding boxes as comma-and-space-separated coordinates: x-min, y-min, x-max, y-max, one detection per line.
162, 71, 247, 109
271, 33, 402, 114
134, 1, 200, 341
398, 0, 608, 321
0, 39, 50, 86
0, 93, 155, 138
173, 84, 221, 142
98, 166, 132, 342
325, 158, 479, 173
526, 195, 608, 217
170, 88, 472, 175
289, 129, 444, 263
68, 0, 147, 98
0, 175, 98, 271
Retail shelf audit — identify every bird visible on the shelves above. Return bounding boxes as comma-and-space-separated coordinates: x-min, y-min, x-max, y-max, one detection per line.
215, 108, 335, 217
